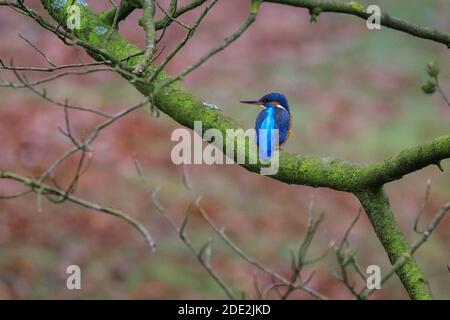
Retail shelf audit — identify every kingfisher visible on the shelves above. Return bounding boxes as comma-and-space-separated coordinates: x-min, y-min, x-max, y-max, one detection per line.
240, 92, 292, 161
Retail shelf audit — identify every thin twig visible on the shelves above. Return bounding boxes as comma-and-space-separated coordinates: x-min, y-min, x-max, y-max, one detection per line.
151, 187, 236, 299
0, 171, 156, 251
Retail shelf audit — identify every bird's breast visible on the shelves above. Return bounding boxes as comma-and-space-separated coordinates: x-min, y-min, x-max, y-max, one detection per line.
256, 108, 291, 138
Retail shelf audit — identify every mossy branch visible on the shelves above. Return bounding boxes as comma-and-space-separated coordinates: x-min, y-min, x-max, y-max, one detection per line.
265, 0, 450, 48
101, 1, 138, 26
38, 0, 449, 192
356, 188, 432, 299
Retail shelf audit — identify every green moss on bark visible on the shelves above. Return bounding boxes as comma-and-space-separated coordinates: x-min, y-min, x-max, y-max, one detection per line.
356, 188, 433, 300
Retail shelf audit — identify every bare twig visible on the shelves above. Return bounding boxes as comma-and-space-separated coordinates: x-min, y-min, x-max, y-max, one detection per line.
154, 0, 207, 30
18, 33, 57, 67
102, 0, 139, 26
36, 97, 149, 186
183, 171, 328, 299
334, 209, 364, 299
149, 0, 220, 82
9, 66, 113, 118
134, 0, 157, 74
414, 179, 432, 234
151, 187, 236, 299
1, 66, 114, 89
0, 59, 106, 72
0, 171, 156, 251
155, 0, 190, 30
152, 0, 260, 93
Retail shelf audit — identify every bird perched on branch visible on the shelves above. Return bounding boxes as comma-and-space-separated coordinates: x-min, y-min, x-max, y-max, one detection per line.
240, 92, 292, 161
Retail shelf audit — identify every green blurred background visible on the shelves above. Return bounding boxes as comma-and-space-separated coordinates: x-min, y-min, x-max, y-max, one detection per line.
0, 0, 449, 299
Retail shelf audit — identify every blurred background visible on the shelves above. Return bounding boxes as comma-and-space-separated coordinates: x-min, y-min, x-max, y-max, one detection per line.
0, 0, 449, 299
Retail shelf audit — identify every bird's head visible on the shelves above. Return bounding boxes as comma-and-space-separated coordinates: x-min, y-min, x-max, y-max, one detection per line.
240, 92, 290, 112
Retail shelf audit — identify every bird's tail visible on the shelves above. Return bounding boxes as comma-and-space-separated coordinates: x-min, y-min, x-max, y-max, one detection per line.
258, 128, 279, 161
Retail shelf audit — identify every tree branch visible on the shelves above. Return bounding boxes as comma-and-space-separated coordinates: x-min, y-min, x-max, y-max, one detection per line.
134, 0, 157, 74
102, 0, 138, 26
355, 188, 433, 299
264, 0, 450, 48
360, 135, 450, 187
154, 0, 207, 30
359, 200, 450, 299
0, 171, 156, 251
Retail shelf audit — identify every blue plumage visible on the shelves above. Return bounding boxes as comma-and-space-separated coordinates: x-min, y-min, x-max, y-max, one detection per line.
240, 92, 292, 161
